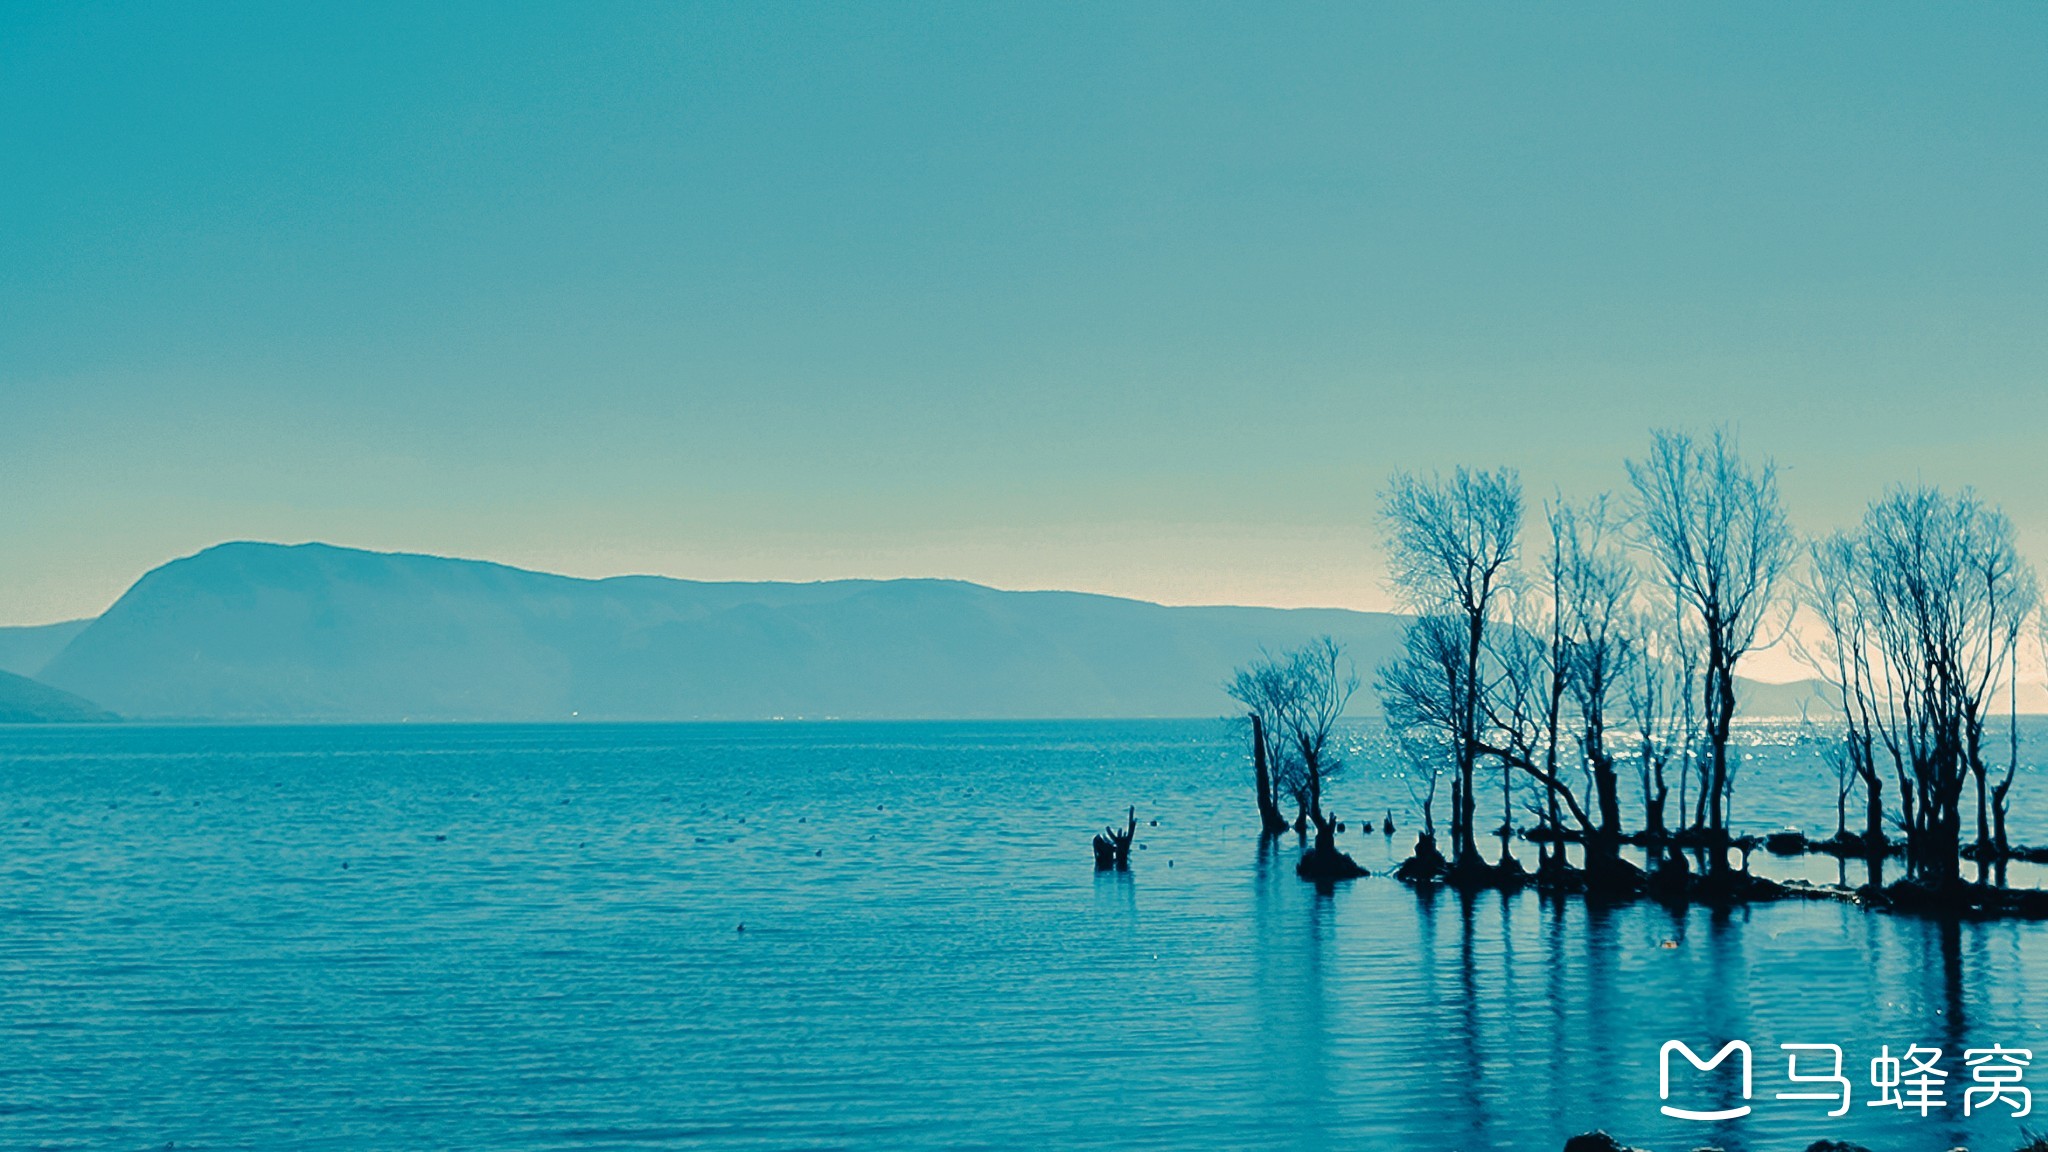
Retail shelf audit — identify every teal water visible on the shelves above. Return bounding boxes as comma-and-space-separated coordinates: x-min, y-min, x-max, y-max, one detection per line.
4, 721, 2048, 1152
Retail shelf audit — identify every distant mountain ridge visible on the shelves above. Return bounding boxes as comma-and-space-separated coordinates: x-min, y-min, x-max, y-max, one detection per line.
20, 541, 1864, 723
37, 542, 1411, 721
0, 669, 115, 723
0, 618, 91, 678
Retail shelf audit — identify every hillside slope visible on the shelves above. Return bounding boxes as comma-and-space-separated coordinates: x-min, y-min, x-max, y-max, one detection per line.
39, 542, 1408, 721
0, 618, 93, 677
0, 669, 116, 723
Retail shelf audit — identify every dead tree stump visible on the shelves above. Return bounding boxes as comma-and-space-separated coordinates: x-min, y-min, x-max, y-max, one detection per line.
1092, 806, 1136, 870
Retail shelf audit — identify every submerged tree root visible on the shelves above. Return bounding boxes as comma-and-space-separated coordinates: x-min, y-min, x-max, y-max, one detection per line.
1391, 849, 2048, 922
1295, 844, 1367, 882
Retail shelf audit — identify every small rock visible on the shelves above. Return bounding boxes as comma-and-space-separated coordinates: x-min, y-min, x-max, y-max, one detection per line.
1563, 1133, 1646, 1152
1804, 1141, 1874, 1152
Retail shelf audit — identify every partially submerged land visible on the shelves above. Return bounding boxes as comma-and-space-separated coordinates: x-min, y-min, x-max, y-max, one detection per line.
1224, 429, 2048, 921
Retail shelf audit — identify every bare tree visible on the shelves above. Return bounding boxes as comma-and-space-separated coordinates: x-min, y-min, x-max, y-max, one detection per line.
1553, 498, 1641, 878
1277, 636, 1360, 858
1379, 613, 1466, 868
1380, 467, 1523, 871
1227, 657, 1298, 836
1468, 507, 1645, 890
2005, 616, 2048, 875
1796, 530, 1888, 859
1851, 487, 2037, 887
1477, 597, 1578, 873
1231, 637, 1364, 878
1395, 734, 1446, 840
1621, 608, 1693, 852
1625, 430, 1794, 881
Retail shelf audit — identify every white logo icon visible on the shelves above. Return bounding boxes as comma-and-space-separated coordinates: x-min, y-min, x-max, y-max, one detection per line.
1660, 1040, 1753, 1121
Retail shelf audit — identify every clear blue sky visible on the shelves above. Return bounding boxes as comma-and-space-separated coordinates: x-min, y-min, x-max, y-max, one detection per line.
5, 2, 2047, 624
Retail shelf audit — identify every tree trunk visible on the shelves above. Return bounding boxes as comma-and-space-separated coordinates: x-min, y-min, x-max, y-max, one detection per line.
1924, 779, 1964, 888
1974, 760, 1990, 885
1452, 763, 1474, 864
1706, 656, 1736, 879
1588, 723, 1621, 875
1249, 713, 1289, 836
1993, 778, 2013, 889
1498, 760, 1514, 867
1457, 615, 1485, 867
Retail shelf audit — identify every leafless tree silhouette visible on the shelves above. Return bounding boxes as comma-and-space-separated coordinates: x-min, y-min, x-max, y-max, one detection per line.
1380, 467, 1523, 872
1625, 429, 1794, 882
1802, 487, 2037, 888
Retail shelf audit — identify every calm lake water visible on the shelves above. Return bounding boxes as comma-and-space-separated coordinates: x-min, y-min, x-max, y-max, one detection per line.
6, 720, 2048, 1152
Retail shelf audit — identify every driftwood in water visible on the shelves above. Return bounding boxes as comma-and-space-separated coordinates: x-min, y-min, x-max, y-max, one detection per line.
1093, 806, 1136, 870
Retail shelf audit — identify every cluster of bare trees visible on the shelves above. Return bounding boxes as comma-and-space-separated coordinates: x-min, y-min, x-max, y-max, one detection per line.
1374, 431, 1797, 892
1228, 427, 2043, 898
1227, 636, 1366, 877
1801, 489, 2040, 887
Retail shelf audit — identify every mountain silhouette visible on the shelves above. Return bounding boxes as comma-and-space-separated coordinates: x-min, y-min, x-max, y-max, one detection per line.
0, 618, 90, 678
36, 542, 1409, 721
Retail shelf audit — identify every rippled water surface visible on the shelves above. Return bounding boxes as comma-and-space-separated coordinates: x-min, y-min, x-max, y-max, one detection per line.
6, 720, 2048, 1152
